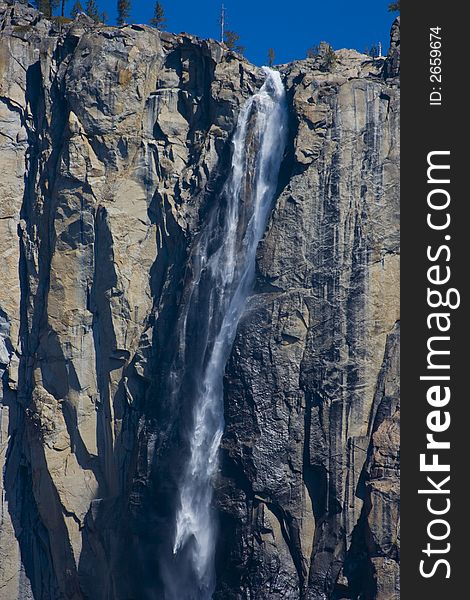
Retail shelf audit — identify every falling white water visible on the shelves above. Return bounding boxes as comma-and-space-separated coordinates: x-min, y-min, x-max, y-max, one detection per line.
169, 68, 288, 599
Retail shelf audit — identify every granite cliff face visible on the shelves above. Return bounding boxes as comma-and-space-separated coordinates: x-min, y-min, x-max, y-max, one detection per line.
0, 2, 400, 599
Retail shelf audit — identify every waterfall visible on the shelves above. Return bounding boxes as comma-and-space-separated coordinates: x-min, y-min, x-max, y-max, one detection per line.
165, 68, 288, 599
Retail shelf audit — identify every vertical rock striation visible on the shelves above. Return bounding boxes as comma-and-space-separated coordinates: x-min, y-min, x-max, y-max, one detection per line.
0, 2, 399, 598
215, 47, 399, 600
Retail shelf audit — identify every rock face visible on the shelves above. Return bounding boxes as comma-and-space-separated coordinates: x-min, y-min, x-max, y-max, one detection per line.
0, 2, 400, 599
383, 17, 400, 80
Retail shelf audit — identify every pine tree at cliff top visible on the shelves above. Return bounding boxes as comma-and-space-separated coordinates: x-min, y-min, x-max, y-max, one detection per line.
268, 48, 275, 67
85, 0, 100, 22
70, 0, 83, 18
224, 30, 245, 54
117, 0, 131, 26
150, 1, 166, 30
34, 0, 60, 18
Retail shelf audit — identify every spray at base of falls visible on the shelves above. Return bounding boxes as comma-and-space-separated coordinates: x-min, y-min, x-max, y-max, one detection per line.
166, 68, 288, 599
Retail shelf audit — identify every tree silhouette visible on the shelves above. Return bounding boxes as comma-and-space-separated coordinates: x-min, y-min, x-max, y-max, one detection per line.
150, 1, 166, 29
117, 0, 131, 26
268, 48, 275, 67
388, 1, 400, 12
307, 41, 336, 69
85, 0, 100, 22
70, 0, 83, 18
321, 47, 337, 71
34, 0, 60, 18
224, 30, 245, 54
306, 41, 339, 71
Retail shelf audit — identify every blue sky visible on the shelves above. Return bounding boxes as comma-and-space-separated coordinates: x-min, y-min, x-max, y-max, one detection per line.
66, 1, 396, 66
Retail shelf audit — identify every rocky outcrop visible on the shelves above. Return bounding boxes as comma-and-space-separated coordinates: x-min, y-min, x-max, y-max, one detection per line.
0, 1, 399, 599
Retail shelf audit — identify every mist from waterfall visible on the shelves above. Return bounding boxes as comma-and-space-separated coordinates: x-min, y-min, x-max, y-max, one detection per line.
164, 68, 288, 599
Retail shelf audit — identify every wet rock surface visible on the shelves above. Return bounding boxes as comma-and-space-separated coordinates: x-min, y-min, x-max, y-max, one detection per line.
0, 2, 399, 598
